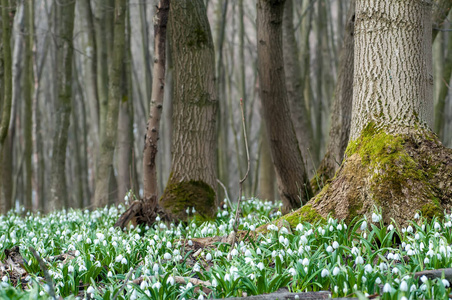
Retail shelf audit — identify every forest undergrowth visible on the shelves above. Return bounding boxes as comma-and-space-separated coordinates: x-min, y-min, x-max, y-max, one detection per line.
1, 197, 452, 299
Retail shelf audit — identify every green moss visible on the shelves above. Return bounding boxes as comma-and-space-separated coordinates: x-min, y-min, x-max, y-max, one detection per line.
284, 204, 325, 227
421, 201, 443, 220
346, 199, 363, 223
160, 179, 216, 220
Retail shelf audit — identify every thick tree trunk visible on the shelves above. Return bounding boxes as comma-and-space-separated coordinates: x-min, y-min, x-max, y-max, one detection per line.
93, 0, 126, 208
282, 0, 316, 177
257, 0, 312, 213
49, 0, 76, 211
159, 0, 218, 221
257, 123, 275, 202
276, 0, 452, 228
313, 0, 355, 191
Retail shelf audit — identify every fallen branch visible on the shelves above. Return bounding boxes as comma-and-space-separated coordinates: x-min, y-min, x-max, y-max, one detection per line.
212, 290, 333, 300
112, 266, 136, 300
415, 268, 452, 283
29, 247, 56, 300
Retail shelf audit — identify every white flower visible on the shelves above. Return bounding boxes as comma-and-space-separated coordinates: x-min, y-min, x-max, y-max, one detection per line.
250, 225, 256, 231
420, 275, 428, 283
364, 264, 372, 273
388, 224, 394, 231
231, 249, 239, 256
87, 286, 95, 294
406, 226, 413, 233
375, 277, 381, 284
321, 269, 329, 278
383, 283, 391, 293
401, 297, 407, 300
256, 248, 262, 255
414, 212, 420, 219
302, 258, 309, 266
337, 224, 343, 230
372, 213, 381, 223
332, 241, 339, 249
296, 224, 303, 231
211, 278, 218, 287
257, 262, 265, 270
355, 256, 364, 265
333, 266, 340, 276
442, 279, 450, 287
152, 282, 162, 289
115, 254, 123, 263
193, 263, 200, 272
198, 295, 204, 300
1, 276, 8, 283
107, 271, 113, 277
164, 252, 172, 260
351, 247, 359, 255
360, 221, 367, 231
68, 265, 74, 273
167, 276, 175, 285
224, 273, 231, 282
410, 284, 417, 292
424, 257, 430, 264
206, 253, 212, 261
74, 250, 80, 257
434, 222, 441, 230
288, 267, 296, 276
326, 246, 333, 253
400, 281, 408, 291
121, 257, 127, 265
79, 264, 87, 272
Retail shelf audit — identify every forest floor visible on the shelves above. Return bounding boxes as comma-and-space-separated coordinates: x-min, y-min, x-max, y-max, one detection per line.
1, 198, 452, 299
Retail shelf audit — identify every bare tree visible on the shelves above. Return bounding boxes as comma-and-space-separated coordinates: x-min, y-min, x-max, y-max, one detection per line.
257, 0, 312, 213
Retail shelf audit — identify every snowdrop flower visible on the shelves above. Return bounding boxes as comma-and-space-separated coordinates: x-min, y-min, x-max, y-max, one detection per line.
360, 221, 367, 231
288, 267, 296, 276
375, 277, 382, 284
296, 224, 304, 232
326, 246, 333, 253
224, 273, 231, 282
364, 264, 372, 273
74, 250, 80, 257
355, 256, 364, 265
79, 264, 87, 272
424, 257, 430, 264
442, 279, 450, 287
401, 297, 407, 300
415, 233, 420, 240
372, 213, 381, 223
231, 248, 239, 256
256, 248, 262, 255
434, 222, 441, 230
414, 212, 420, 219
337, 224, 343, 231
211, 278, 218, 287
420, 275, 428, 283
321, 269, 329, 278
302, 258, 309, 266
68, 265, 74, 273
193, 263, 200, 272
140, 280, 149, 290
163, 252, 172, 260
250, 225, 256, 231
407, 226, 413, 233
279, 236, 284, 244
333, 266, 340, 276
400, 281, 408, 292
167, 276, 175, 285
107, 271, 113, 277
153, 263, 159, 273
387, 224, 394, 231
115, 254, 123, 263
257, 262, 265, 270
206, 253, 212, 261
245, 249, 252, 257
410, 284, 417, 292
383, 283, 391, 293
351, 247, 359, 255
152, 282, 162, 289
198, 295, 204, 300
121, 257, 127, 265
332, 241, 339, 249
1, 276, 8, 283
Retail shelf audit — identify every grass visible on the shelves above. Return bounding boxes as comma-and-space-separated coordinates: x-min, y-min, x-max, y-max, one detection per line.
1, 198, 452, 299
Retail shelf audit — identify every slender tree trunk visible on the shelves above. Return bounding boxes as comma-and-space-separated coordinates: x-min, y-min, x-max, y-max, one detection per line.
257, 0, 312, 213
281, 0, 452, 228
314, 0, 355, 190
283, 0, 315, 176
0, 0, 14, 214
23, 0, 33, 211
93, 0, 127, 208
159, 0, 218, 221
49, 0, 76, 211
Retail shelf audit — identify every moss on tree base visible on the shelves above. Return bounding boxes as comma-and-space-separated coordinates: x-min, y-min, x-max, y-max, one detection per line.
275, 125, 452, 229
159, 179, 216, 222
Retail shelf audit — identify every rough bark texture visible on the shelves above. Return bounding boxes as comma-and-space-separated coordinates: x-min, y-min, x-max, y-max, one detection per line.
274, 0, 452, 228
0, 0, 13, 214
93, 0, 126, 208
143, 0, 169, 204
49, 0, 76, 211
159, 0, 218, 221
257, 123, 275, 202
283, 0, 316, 177
313, 0, 355, 192
257, 0, 312, 213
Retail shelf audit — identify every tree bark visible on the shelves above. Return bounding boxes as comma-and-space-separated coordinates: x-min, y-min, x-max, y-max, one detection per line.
314, 0, 355, 191
142, 0, 169, 205
49, 0, 76, 211
282, 0, 316, 177
159, 0, 218, 221
257, 0, 312, 213
94, 0, 127, 208
277, 0, 452, 228
0, 0, 13, 214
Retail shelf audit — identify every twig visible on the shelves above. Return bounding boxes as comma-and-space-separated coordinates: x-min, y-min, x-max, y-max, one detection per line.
228, 99, 250, 258
112, 266, 136, 300
29, 247, 56, 300
216, 178, 232, 208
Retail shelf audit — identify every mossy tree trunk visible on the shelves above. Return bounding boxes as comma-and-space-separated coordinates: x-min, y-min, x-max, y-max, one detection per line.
93, 0, 126, 208
49, 0, 76, 211
159, 0, 218, 221
257, 0, 313, 214
278, 0, 452, 228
